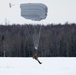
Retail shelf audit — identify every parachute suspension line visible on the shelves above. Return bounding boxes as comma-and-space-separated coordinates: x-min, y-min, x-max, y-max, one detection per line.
33, 25, 42, 50
25, 25, 34, 57
37, 25, 42, 50
26, 25, 42, 52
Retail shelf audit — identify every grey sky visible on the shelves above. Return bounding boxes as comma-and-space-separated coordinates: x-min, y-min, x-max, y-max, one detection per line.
0, 0, 76, 24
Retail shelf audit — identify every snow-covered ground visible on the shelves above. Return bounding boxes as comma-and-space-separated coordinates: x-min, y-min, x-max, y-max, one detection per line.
0, 57, 76, 75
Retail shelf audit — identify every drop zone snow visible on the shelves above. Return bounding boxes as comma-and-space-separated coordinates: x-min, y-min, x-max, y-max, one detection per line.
0, 57, 76, 75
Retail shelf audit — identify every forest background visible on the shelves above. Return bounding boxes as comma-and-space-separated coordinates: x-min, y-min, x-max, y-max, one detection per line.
0, 23, 76, 57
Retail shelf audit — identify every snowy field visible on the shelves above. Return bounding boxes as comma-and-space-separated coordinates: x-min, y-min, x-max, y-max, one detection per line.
0, 57, 76, 75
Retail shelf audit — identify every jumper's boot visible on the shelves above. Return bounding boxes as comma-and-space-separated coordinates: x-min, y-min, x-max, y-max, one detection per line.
37, 59, 42, 64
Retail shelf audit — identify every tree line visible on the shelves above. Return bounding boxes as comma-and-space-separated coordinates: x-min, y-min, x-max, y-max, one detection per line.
0, 23, 76, 57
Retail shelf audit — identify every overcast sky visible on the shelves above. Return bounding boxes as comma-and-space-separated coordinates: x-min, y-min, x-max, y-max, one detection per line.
0, 0, 76, 25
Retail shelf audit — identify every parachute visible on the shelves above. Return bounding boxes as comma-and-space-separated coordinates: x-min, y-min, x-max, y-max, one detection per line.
20, 3, 48, 21
9, 3, 48, 50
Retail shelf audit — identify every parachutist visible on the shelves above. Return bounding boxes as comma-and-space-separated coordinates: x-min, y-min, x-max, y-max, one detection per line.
9, 3, 12, 8
33, 51, 42, 64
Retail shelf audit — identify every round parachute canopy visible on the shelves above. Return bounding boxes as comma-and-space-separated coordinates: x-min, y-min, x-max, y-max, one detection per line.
20, 3, 48, 21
